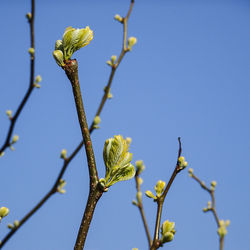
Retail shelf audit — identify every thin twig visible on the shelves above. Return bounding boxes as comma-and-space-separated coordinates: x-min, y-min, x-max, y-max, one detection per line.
151, 137, 182, 250
0, 0, 36, 156
190, 173, 225, 250
0, 0, 135, 247
135, 172, 152, 247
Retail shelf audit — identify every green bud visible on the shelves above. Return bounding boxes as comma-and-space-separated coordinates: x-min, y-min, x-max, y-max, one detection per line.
60, 149, 67, 159
6, 110, 12, 119
178, 156, 185, 163
98, 178, 107, 191
126, 137, 132, 144
57, 179, 66, 194
12, 135, 19, 144
135, 160, 145, 175
28, 48, 35, 56
35, 75, 42, 83
145, 190, 157, 200
13, 220, 20, 227
128, 37, 137, 50
132, 248, 139, 250
155, 180, 166, 197
114, 14, 123, 22
93, 116, 101, 129
62, 26, 93, 60
203, 207, 208, 212
7, 224, 14, 229
161, 220, 175, 243
53, 50, 65, 67
211, 181, 217, 187
217, 219, 230, 237
207, 201, 212, 208
103, 135, 135, 187
132, 200, 138, 206
188, 168, 194, 177
55, 40, 63, 51
138, 177, 143, 185
106, 60, 112, 66
161, 232, 174, 243
225, 220, 230, 227
111, 55, 117, 64
178, 156, 188, 169
0, 152, 5, 158
26, 12, 32, 21
0, 207, 9, 218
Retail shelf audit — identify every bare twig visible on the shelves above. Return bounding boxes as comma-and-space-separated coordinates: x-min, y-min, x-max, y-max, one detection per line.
190, 173, 226, 250
0, 0, 36, 156
134, 171, 152, 247
0, 0, 135, 247
150, 137, 183, 250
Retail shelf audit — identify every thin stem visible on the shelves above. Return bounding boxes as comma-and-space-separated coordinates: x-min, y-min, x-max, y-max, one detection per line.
0, 0, 135, 247
0, 0, 35, 156
89, 0, 134, 130
190, 173, 225, 250
151, 137, 182, 250
135, 173, 152, 247
220, 237, 224, 250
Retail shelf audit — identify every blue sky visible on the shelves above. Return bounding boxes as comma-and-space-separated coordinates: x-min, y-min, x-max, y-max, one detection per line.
0, 0, 250, 249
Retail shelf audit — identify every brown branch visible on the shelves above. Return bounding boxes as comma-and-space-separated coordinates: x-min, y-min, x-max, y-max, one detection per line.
150, 137, 183, 250
63, 59, 103, 250
135, 172, 152, 247
0, 0, 135, 248
0, 0, 36, 156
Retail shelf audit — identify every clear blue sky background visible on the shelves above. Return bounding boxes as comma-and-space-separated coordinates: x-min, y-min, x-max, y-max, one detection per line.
0, 0, 249, 249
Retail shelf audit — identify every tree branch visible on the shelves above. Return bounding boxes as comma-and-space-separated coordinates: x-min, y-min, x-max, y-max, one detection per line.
0, 0, 36, 156
151, 137, 183, 250
0, 0, 135, 247
190, 172, 226, 250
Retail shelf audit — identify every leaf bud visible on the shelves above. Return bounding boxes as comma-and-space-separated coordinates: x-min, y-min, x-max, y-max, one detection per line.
6, 110, 12, 119
0, 207, 9, 218
28, 48, 35, 57
161, 220, 175, 243
26, 12, 32, 21
7, 224, 14, 229
128, 37, 137, 50
60, 149, 67, 160
188, 168, 194, 177
14, 220, 20, 227
145, 190, 157, 200
35, 75, 42, 83
53, 50, 65, 67
93, 116, 101, 129
114, 14, 123, 22
135, 160, 145, 175
12, 135, 19, 144
155, 180, 166, 197
111, 55, 117, 64
132, 200, 138, 206
211, 181, 217, 188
